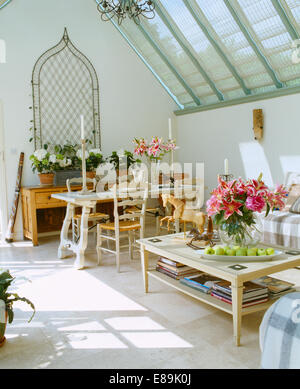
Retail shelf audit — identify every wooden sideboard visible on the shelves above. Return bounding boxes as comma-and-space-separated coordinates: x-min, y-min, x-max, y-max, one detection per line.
21, 185, 114, 246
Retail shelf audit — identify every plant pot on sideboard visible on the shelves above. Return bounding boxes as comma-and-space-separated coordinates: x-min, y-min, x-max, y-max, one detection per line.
54, 170, 81, 186
38, 173, 55, 185
85, 171, 96, 179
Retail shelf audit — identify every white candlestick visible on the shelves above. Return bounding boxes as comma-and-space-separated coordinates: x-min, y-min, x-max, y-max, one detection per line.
224, 159, 229, 175
168, 118, 172, 140
80, 115, 84, 140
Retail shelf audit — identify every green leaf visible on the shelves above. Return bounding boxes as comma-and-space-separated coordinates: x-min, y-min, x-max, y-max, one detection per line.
265, 203, 270, 217
7, 308, 14, 324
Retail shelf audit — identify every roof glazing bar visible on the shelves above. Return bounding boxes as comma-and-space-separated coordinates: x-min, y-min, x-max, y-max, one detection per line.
155, 1, 224, 102
95, 1, 184, 109
224, 0, 284, 89
183, 0, 251, 96
138, 23, 201, 106
271, 0, 299, 40
0, 0, 12, 9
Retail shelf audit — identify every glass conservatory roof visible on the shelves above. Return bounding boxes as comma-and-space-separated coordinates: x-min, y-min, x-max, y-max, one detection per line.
96, 0, 300, 114
2, 0, 299, 113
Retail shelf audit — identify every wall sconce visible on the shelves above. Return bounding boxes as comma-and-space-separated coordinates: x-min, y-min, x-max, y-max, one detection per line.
253, 109, 263, 140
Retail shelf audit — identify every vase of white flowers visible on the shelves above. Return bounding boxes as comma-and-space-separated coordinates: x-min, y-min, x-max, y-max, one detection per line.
29, 148, 58, 185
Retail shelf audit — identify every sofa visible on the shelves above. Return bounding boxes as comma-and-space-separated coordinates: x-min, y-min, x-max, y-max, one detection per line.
259, 172, 300, 250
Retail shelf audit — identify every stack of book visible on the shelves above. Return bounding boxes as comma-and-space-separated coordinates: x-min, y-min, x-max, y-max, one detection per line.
180, 273, 222, 294
156, 257, 201, 280
211, 280, 269, 308
252, 276, 296, 299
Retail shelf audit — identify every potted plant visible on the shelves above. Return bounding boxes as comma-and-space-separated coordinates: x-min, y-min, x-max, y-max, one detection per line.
0, 269, 35, 347
76, 148, 105, 179
29, 146, 58, 185
53, 142, 81, 185
108, 149, 141, 177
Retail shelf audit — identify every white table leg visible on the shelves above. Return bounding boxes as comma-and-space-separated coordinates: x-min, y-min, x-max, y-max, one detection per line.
141, 245, 149, 293
58, 203, 75, 259
231, 280, 243, 346
74, 205, 91, 270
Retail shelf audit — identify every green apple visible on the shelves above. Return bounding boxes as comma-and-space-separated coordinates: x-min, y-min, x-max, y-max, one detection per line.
223, 246, 230, 253
204, 247, 214, 255
247, 248, 258, 256
214, 247, 225, 256
213, 245, 222, 251
233, 245, 240, 251
258, 248, 267, 256
226, 249, 236, 256
266, 248, 275, 255
236, 247, 247, 256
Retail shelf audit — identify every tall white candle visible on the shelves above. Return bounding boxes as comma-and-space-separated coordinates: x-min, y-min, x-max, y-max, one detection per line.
224, 159, 229, 175
80, 115, 84, 140
168, 118, 172, 140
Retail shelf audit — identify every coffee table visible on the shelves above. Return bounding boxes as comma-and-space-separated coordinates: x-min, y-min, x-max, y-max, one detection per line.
138, 233, 300, 346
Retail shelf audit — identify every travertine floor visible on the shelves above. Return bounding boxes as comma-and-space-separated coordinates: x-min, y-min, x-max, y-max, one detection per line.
0, 222, 299, 369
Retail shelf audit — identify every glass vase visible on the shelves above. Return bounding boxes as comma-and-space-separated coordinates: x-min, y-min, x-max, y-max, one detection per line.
218, 213, 263, 247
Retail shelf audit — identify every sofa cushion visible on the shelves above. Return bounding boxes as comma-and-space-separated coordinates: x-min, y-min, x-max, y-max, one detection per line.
290, 196, 300, 214
259, 210, 300, 249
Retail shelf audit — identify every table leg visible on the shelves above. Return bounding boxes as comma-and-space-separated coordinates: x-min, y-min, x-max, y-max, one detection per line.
74, 206, 91, 270
58, 203, 75, 259
231, 280, 243, 346
141, 245, 149, 293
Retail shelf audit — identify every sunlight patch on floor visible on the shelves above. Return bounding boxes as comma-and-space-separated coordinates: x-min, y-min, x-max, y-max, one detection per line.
121, 332, 193, 348
105, 316, 165, 331
13, 268, 147, 312
58, 321, 106, 332
67, 333, 128, 349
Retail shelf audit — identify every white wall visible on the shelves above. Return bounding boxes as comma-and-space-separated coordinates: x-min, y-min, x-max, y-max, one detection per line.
176, 93, 300, 202
0, 0, 176, 239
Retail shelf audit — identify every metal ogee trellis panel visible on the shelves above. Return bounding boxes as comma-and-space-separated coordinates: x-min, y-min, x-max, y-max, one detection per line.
31, 28, 101, 151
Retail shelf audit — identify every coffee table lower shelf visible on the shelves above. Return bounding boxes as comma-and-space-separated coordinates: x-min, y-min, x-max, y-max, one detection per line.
148, 269, 275, 316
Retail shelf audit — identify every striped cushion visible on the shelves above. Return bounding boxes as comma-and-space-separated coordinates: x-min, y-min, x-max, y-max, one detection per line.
258, 211, 300, 249
290, 197, 300, 214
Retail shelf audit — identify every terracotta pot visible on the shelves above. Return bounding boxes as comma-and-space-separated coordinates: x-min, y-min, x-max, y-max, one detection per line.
0, 311, 7, 347
38, 173, 55, 185
85, 171, 96, 179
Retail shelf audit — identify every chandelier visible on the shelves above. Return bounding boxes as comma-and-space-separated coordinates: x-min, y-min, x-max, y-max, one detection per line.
97, 0, 156, 26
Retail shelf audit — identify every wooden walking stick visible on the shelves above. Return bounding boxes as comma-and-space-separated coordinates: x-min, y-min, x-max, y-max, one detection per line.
5, 152, 24, 243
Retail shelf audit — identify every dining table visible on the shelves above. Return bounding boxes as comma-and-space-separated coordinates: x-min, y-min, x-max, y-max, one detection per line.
52, 184, 202, 269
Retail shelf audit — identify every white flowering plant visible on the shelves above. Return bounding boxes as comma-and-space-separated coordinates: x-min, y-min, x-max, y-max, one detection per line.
76, 148, 105, 171
29, 148, 59, 174
53, 142, 79, 171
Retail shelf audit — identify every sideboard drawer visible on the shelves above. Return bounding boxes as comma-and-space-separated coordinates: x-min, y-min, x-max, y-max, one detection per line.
35, 191, 67, 208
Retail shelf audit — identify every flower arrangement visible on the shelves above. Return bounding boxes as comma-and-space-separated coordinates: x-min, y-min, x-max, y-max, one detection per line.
206, 174, 288, 246
29, 148, 59, 174
133, 136, 177, 162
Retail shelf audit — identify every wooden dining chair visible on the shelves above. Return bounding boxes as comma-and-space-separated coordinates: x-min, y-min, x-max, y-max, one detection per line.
96, 187, 148, 272
66, 177, 110, 243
